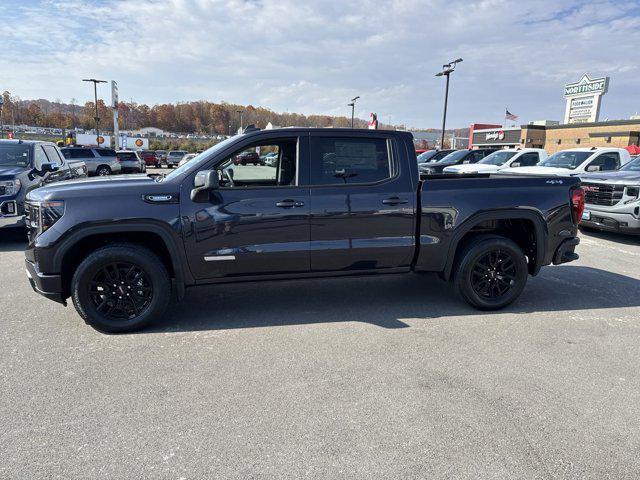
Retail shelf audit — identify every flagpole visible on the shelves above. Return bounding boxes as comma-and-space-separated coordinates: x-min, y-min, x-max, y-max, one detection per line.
504, 107, 508, 128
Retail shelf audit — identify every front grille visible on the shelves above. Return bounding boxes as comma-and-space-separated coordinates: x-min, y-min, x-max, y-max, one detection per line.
25, 202, 40, 230
583, 182, 624, 206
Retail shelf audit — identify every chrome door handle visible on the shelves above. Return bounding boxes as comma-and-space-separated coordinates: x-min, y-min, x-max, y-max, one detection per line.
382, 197, 408, 205
276, 200, 305, 208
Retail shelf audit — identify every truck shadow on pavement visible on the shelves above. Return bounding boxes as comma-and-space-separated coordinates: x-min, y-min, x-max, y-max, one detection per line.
0, 229, 27, 252
151, 265, 640, 333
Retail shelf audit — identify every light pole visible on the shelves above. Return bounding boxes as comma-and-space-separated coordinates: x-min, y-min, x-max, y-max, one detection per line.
435, 58, 463, 149
348, 96, 360, 128
82, 78, 107, 145
236, 110, 243, 133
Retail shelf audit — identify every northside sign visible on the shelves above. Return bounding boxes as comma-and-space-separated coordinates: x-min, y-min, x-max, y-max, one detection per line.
564, 74, 609, 98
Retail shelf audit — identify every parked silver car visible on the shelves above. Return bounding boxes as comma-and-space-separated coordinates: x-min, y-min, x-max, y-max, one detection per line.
166, 150, 188, 167
61, 147, 122, 176
117, 150, 146, 173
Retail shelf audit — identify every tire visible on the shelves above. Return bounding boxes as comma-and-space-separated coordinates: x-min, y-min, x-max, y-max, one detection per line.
96, 165, 111, 176
453, 235, 528, 310
71, 244, 171, 333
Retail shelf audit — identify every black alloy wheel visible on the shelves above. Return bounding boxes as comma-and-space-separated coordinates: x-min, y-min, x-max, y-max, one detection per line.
453, 235, 528, 310
71, 244, 171, 333
89, 262, 153, 320
470, 250, 517, 299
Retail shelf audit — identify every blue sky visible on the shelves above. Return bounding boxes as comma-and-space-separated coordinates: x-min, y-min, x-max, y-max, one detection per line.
1, 0, 639, 128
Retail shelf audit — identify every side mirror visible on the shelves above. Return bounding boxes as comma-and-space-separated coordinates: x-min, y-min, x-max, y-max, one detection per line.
36, 162, 58, 176
191, 170, 219, 201
511, 162, 521, 168
586, 165, 601, 172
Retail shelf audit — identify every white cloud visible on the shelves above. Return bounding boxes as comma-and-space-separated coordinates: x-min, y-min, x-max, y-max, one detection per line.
1, 0, 638, 128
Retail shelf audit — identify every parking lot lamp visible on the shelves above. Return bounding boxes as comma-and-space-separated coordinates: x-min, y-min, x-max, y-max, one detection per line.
435, 58, 463, 148
348, 96, 360, 128
82, 78, 107, 145
236, 110, 244, 133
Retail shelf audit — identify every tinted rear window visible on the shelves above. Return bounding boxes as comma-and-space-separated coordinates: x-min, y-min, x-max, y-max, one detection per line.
63, 148, 95, 159
119, 152, 137, 160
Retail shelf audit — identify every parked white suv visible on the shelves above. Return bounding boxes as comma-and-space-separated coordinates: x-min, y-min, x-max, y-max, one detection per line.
579, 156, 640, 234
503, 147, 632, 176
444, 148, 547, 174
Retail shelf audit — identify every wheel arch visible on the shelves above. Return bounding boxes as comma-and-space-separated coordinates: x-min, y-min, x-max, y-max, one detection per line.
53, 222, 190, 300
442, 208, 548, 281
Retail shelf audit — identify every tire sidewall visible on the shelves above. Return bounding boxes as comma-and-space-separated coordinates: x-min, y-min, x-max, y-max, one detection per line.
456, 237, 528, 310
72, 246, 170, 333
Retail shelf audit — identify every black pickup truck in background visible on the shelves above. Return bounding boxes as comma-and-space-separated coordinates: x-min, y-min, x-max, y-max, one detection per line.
0, 140, 87, 229
24, 128, 584, 332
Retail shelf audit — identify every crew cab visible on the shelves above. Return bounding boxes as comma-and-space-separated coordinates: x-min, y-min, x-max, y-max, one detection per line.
420, 148, 498, 175
579, 156, 640, 234
503, 147, 631, 177
24, 128, 583, 333
444, 148, 547, 174
0, 140, 86, 229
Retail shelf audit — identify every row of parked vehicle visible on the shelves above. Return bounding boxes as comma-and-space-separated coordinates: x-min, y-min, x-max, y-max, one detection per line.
417, 146, 640, 235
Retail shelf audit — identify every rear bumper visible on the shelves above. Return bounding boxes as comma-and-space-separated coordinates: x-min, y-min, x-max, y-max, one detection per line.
25, 259, 66, 305
552, 237, 580, 265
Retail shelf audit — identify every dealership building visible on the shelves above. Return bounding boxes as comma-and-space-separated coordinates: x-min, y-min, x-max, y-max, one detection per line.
469, 73, 640, 153
469, 120, 640, 153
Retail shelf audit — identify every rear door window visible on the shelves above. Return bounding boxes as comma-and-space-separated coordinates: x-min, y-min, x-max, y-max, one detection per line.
310, 137, 393, 185
96, 149, 116, 157
590, 152, 620, 171
518, 152, 540, 166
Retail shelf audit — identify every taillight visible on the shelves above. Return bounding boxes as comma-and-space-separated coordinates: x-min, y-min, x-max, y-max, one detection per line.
571, 187, 585, 224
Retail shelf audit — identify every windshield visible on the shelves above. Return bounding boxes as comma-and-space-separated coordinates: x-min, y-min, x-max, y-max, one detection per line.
620, 157, 640, 171
161, 137, 237, 181
538, 151, 591, 170
479, 150, 517, 166
437, 150, 468, 164
416, 151, 437, 163
0, 144, 31, 168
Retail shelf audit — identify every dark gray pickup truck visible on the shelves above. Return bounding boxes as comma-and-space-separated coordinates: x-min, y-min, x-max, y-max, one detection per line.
0, 140, 87, 229
24, 128, 584, 332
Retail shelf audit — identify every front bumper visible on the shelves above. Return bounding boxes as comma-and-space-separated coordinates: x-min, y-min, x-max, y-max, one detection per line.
580, 208, 640, 235
0, 199, 25, 229
25, 259, 66, 305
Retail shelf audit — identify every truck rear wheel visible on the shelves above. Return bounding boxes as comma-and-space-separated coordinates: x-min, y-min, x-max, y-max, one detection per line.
453, 235, 528, 310
71, 244, 171, 333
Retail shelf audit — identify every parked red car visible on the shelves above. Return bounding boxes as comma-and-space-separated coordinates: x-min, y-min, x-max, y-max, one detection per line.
233, 151, 263, 165
140, 150, 160, 168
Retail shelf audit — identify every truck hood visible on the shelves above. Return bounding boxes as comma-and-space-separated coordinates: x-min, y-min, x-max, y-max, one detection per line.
579, 170, 640, 185
26, 174, 161, 202
0, 165, 29, 179
444, 164, 499, 174
503, 166, 576, 176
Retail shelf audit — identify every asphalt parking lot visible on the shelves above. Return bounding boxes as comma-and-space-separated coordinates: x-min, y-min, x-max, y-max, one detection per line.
1, 227, 639, 479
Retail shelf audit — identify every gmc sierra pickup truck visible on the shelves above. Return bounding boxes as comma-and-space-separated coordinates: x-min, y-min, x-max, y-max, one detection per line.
24, 128, 584, 332
1, 140, 87, 229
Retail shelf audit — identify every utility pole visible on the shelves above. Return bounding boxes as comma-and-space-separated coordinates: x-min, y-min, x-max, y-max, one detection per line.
348, 96, 360, 128
82, 78, 107, 145
435, 58, 463, 149
0, 94, 4, 140
236, 110, 243, 133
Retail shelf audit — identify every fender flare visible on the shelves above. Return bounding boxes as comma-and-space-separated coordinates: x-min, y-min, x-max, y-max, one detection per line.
442, 208, 548, 280
52, 221, 191, 299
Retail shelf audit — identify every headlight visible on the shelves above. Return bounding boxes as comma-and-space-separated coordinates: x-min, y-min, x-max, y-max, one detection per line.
0, 179, 21, 196
28, 200, 65, 233
625, 186, 639, 198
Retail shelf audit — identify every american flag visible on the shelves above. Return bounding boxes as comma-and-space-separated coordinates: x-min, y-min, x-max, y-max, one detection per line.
505, 109, 518, 121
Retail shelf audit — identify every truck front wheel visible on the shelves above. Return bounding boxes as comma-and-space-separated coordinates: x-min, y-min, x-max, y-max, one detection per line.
453, 235, 528, 310
71, 244, 171, 333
